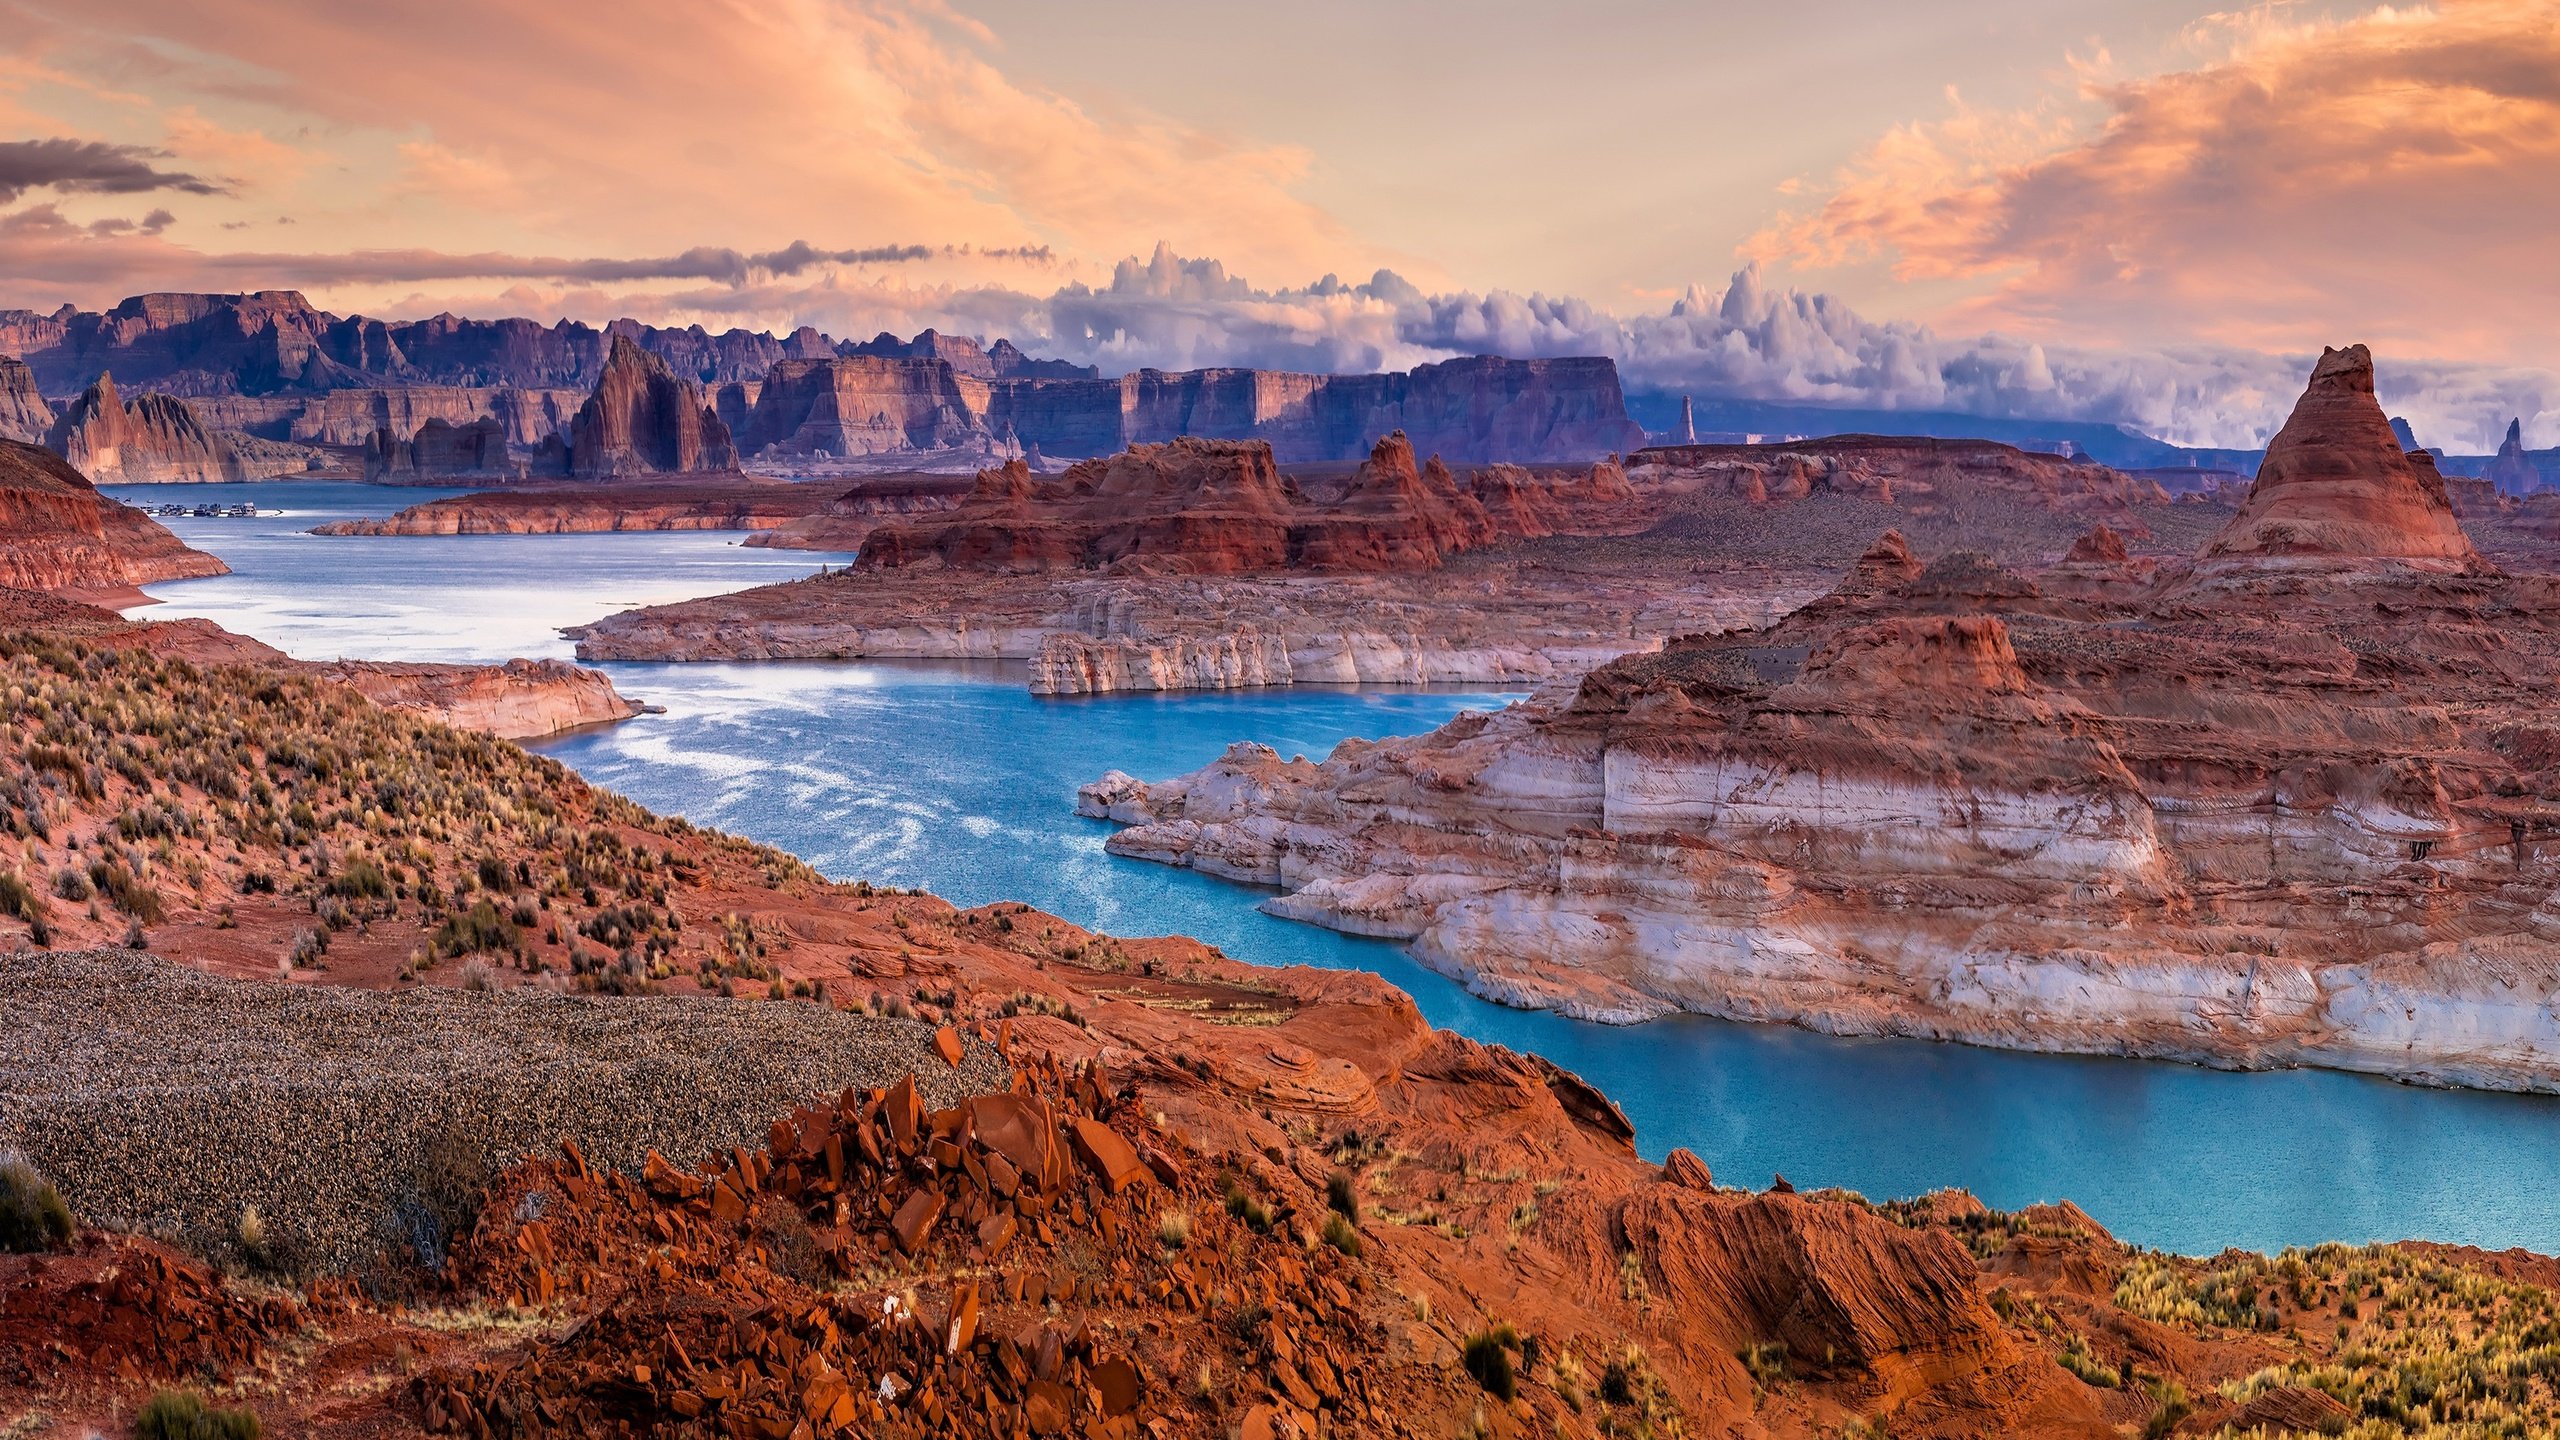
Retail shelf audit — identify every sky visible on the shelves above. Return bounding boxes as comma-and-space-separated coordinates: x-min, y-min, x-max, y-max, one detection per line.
0, 0, 2552, 449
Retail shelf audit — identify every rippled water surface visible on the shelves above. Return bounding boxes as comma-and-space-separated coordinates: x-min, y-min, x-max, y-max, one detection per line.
121, 479, 2560, 1255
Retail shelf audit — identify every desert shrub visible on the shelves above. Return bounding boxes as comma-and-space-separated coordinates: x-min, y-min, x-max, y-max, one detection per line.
1324, 1169, 1360, 1222
325, 856, 392, 901
0, 1152, 73, 1251
2057, 1332, 2120, 1388
50, 866, 91, 901
133, 1390, 261, 1440
756, 1204, 825, 1282
1157, 1210, 1189, 1249
1462, 1326, 1520, 1401
0, 870, 47, 945
88, 858, 163, 922
2141, 1378, 2190, 1439
1742, 1340, 1791, 1387
1223, 1180, 1273, 1234
433, 899, 519, 958
1320, 1210, 1362, 1257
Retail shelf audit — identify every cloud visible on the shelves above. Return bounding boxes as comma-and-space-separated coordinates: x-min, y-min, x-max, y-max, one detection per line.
1745, 0, 2560, 366
1, 223, 2551, 452
13, 0, 1358, 285
0, 219, 1047, 289
0, 137, 222, 204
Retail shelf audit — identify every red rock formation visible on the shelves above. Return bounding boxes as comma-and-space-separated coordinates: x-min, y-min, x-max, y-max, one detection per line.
1467, 457, 1644, 539
0, 356, 52, 443
857, 439, 1300, 574
851, 432, 1653, 578
42, 373, 247, 483
1081, 346, 2560, 1087
736, 473, 977, 551
0, 438, 225, 596
2203, 344, 2480, 567
1290, 433, 1500, 569
2063, 522, 2129, 564
567, 337, 741, 479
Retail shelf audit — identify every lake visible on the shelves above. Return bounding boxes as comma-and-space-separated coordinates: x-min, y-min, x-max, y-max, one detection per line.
115, 479, 2560, 1255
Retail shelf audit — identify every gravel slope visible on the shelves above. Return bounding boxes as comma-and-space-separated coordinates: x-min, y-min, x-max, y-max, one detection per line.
0, 949, 1004, 1274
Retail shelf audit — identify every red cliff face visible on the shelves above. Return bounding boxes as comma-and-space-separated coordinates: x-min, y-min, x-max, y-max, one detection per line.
0, 437, 226, 595
42, 374, 246, 483
567, 337, 741, 479
851, 431, 1623, 576
2204, 344, 2481, 567
857, 438, 1301, 574
739, 357, 996, 458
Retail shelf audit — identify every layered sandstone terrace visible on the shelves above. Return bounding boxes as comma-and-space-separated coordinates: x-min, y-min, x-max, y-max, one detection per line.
0, 436, 227, 599
1081, 345, 2560, 1091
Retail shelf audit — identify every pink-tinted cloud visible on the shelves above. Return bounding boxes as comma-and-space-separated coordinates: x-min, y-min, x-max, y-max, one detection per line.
5, 0, 1360, 288
1749, 0, 2560, 365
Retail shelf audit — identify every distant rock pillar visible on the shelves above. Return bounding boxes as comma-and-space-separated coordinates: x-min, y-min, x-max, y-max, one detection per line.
1676, 394, 1697, 445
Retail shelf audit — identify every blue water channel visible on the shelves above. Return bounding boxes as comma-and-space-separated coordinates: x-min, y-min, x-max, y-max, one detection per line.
116, 479, 2560, 1255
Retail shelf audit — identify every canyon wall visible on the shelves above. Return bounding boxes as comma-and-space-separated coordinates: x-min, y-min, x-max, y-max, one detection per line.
567, 337, 741, 478
2, 291, 1647, 469
0, 357, 52, 443
188, 385, 587, 446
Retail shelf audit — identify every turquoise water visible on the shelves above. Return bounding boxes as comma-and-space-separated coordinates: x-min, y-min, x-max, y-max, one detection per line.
117, 481, 2560, 1256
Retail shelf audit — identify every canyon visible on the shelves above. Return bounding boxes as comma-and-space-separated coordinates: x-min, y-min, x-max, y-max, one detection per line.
1, 600, 2548, 1439
1077, 344, 2560, 1094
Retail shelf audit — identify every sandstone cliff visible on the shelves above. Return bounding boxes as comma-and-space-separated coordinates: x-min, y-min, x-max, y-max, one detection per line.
362, 416, 536, 483
319, 656, 641, 738
43, 373, 250, 483
568, 337, 741, 479
2, 291, 1649, 467
0, 437, 227, 596
0, 356, 52, 443
739, 356, 1004, 459
1080, 345, 2560, 1092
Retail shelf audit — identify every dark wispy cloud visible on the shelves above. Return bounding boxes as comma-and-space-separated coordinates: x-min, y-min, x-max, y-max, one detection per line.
0, 138, 223, 204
